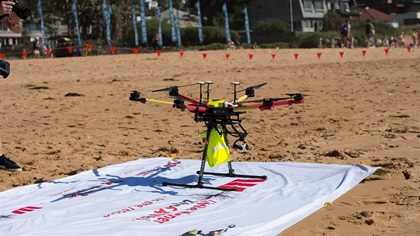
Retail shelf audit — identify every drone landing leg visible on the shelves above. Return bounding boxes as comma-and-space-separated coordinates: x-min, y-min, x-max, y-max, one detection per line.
162, 125, 266, 191
162, 125, 238, 191
200, 126, 267, 180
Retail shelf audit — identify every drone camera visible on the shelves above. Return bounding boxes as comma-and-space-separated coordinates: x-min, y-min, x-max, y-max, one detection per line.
210, 107, 229, 116
233, 141, 249, 153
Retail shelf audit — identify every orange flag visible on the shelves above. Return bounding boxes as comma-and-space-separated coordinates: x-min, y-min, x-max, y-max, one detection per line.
110, 46, 116, 54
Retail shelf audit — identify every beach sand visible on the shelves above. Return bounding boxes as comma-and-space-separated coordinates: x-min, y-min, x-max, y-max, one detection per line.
1, 47, 419, 235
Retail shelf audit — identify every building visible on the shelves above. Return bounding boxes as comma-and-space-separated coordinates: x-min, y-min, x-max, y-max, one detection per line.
352, 7, 399, 27
250, 0, 357, 32
0, 24, 23, 48
355, 0, 419, 25
145, 0, 158, 9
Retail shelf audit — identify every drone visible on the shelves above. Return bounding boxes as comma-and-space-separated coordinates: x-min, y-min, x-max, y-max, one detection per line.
129, 81, 304, 191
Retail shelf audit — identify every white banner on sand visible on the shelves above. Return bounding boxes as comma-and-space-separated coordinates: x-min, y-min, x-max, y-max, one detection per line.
0, 158, 377, 236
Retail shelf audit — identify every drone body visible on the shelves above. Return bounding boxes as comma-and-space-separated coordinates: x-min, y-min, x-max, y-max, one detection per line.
129, 81, 304, 191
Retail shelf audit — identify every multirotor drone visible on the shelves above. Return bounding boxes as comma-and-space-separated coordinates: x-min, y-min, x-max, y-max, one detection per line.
129, 81, 304, 191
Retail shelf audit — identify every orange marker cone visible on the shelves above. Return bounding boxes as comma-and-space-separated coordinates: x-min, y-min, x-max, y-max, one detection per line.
294, 53, 299, 59
407, 46, 411, 53
384, 48, 389, 55
339, 51, 344, 58
362, 50, 367, 56
202, 52, 207, 59
248, 53, 253, 60
180, 51, 184, 57
22, 51, 28, 59
45, 48, 51, 57
67, 46, 73, 54
225, 53, 230, 59
157, 50, 161, 56
271, 53, 276, 59
316, 52, 322, 59
133, 48, 139, 54
87, 44, 93, 52
0, 54, 5, 59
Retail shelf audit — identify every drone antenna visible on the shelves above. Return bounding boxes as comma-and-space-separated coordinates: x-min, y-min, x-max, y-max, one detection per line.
231, 82, 240, 102
197, 81, 206, 104
205, 81, 213, 101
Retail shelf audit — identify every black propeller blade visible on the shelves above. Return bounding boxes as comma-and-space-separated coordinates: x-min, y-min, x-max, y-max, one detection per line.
285, 93, 307, 101
236, 82, 268, 94
151, 83, 195, 93
241, 93, 305, 104
285, 93, 309, 97
241, 97, 291, 104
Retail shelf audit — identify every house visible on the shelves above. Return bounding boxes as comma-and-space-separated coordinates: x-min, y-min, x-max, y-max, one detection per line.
144, 0, 158, 9
250, 0, 357, 32
352, 7, 399, 27
0, 16, 66, 49
356, 0, 419, 14
0, 24, 23, 48
356, 0, 419, 25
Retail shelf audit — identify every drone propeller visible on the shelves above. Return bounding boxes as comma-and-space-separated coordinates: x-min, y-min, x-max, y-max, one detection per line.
151, 83, 195, 93
240, 97, 290, 104
285, 93, 310, 97
241, 93, 305, 104
235, 82, 268, 94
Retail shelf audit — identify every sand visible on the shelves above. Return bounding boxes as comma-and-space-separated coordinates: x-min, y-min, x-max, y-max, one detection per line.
1, 47, 419, 235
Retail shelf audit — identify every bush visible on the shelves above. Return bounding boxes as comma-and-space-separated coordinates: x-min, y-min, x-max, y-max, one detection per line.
205, 42, 226, 50
253, 19, 289, 35
322, 11, 343, 32
259, 42, 289, 49
298, 32, 323, 48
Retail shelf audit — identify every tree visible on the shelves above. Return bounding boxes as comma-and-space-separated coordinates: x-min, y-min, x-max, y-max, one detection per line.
185, 0, 250, 30
322, 11, 343, 32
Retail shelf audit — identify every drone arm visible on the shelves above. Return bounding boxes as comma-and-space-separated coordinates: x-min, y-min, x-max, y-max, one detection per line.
235, 98, 304, 112
272, 99, 304, 107
142, 98, 175, 106
185, 105, 207, 112
177, 94, 200, 105
235, 95, 249, 103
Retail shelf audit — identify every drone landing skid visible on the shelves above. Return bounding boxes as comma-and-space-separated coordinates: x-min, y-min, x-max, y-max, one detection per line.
162, 181, 238, 191
162, 170, 267, 192
198, 170, 267, 180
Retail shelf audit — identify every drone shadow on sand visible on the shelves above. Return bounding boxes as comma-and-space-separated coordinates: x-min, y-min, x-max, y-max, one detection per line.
50, 164, 218, 203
